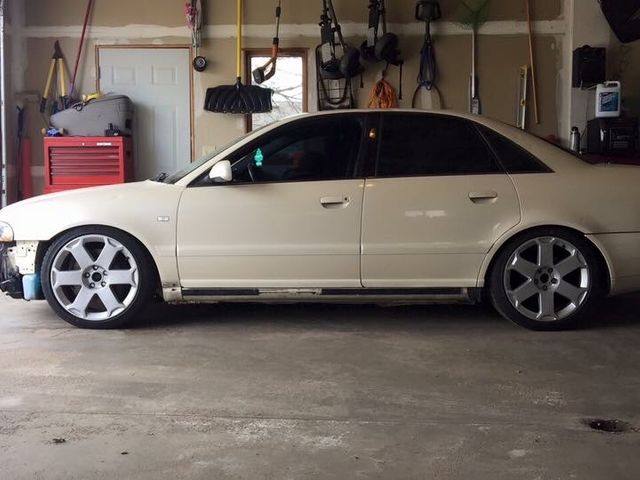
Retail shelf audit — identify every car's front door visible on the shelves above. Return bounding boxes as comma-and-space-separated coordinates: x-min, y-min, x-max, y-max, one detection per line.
361, 113, 521, 288
177, 114, 370, 290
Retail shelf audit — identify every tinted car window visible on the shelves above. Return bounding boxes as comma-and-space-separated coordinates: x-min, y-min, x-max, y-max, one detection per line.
231, 116, 364, 183
376, 114, 501, 177
480, 127, 552, 173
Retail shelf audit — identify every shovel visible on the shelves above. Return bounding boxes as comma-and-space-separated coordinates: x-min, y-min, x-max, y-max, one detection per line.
205, 0, 273, 114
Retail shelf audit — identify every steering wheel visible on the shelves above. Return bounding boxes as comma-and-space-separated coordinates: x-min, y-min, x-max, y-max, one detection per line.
247, 163, 257, 183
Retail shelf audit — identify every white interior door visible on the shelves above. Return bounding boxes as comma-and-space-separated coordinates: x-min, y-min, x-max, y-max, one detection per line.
99, 47, 191, 181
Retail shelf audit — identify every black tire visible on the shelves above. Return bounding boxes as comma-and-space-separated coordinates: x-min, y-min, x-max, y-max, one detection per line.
488, 227, 605, 331
41, 226, 157, 329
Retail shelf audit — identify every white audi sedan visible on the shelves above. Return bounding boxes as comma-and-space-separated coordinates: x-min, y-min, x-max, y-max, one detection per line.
1, 110, 639, 330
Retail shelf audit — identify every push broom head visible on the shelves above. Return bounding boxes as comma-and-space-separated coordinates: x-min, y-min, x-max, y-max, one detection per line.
204, 0, 274, 114
205, 78, 273, 114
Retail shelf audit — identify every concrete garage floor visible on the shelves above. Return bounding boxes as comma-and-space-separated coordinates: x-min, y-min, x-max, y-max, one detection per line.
0, 294, 639, 479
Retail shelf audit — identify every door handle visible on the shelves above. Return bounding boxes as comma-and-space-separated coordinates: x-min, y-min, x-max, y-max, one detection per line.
469, 191, 499, 203
320, 196, 350, 209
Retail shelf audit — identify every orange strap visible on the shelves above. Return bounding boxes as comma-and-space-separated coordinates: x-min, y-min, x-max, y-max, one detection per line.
368, 78, 399, 109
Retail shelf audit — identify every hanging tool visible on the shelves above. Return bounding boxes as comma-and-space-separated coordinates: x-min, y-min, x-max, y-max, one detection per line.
316, 0, 363, 110
186, 0, 207, 72
204, 0, 273, 114
516, 65, 529, 130
40, 41, 70, 115
361, 0, 403, 99
525, 0, 539, 124
459, 0, 491, 115
69, 0, 93, 99
252, 0, 282, 84
412, 1, 442, 109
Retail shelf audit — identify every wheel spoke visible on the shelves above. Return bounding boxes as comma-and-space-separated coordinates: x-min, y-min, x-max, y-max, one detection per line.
539, 290, 556, 319
98, 288, 125, 316
96, 238, 122, 269
509, 253, 538, 280
537, 238, 555, 267
555, 253, 585, 278
556, 282, 588, 306
67, 240, 94, 269
68, 288, 95, 316
52, 269, 83, 287
509, 280, 538, 306
108, 269, 137, 286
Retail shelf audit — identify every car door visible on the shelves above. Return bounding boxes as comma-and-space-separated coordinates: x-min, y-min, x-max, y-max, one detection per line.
361, 112, 521, 288
177, 114, 371, 290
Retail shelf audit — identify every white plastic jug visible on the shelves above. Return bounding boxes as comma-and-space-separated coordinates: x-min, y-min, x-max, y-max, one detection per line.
596, 81, 621, 118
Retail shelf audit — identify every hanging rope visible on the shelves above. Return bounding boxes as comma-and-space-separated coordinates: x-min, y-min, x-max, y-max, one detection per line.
368, 70, 399, 109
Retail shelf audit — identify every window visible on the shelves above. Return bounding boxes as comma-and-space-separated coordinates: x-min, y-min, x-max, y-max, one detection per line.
376, 114, 502, 177
480, 127, 552, 173
245, 49, 308, 132
230, 116, 364, 184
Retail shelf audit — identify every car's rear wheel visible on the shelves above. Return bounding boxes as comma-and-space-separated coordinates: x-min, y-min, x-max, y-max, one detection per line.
489, 228, 605, 331
41, 227, 155, 329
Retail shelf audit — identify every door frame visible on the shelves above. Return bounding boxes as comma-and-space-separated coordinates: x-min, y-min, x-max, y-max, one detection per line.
95, 44, 195, 162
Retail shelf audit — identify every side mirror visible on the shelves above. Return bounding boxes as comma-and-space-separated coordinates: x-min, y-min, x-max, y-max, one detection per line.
209, 160, 232, 183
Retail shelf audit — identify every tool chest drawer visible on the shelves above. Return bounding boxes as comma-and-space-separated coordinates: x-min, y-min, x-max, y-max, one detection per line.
43, 136, 133, 194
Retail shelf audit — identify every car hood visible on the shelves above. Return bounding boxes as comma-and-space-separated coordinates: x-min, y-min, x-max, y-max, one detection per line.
0, 181, 184, 243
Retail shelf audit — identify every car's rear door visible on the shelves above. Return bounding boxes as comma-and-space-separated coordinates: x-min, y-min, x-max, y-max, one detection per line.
361, 112, 521, 288
177, 114, 373, 290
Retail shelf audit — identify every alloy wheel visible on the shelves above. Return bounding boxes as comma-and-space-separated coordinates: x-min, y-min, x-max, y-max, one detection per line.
50, 235, 139, 321
503, 236, 590, 322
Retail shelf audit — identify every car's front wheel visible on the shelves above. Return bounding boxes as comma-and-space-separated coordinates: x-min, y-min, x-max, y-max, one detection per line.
41, 227, 156, 329
489, 228, 605, 331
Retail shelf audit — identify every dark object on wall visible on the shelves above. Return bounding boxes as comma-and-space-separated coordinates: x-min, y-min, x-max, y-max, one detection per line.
361, 0, 402, 66
317, 0, 364, 81
205, 0, 272, 113
316, 0, 363, 110
186, 0, 207, 72
43, 136, 134, 194
50, 95, 134, 137
252, 0, 282, 84
600, 0, 640, 44
412, 1, 442, 108
572, 45, 606, 89
587, 117, 638, 156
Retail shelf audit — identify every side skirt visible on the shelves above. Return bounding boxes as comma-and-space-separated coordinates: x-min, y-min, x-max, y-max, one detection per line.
179, 287, 483, 305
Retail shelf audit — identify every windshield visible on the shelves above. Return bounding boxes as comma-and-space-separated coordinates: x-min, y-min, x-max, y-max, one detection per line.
162, 128, 265, 184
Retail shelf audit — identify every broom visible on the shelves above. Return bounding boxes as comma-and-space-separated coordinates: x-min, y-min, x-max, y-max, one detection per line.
204, 0, 273, 114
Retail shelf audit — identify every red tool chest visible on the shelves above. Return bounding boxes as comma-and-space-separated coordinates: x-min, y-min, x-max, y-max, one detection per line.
43, 136, 134, 194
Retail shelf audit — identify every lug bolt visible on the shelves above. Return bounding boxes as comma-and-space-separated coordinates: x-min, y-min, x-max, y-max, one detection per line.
90, 283, 95, 289
101, 282, 106, 287
552, 279, 558, 285
543, 286, 548, 291
548, 268, 553, 274
534, 280, 539, 285
84, 273, 90, 278
93, 266, 99, 271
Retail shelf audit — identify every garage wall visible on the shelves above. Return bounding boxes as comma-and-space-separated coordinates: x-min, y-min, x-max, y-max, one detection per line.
20, 0, 566, 194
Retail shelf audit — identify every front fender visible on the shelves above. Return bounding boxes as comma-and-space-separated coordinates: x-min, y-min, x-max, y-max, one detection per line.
0, 181, 184, 288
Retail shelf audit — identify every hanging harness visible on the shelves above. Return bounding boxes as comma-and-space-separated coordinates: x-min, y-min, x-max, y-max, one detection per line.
316, 0, 364, 109
412, 1, 442, 108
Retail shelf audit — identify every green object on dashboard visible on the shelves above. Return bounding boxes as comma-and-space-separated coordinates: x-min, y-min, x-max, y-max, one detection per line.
255, 148, 264, 167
